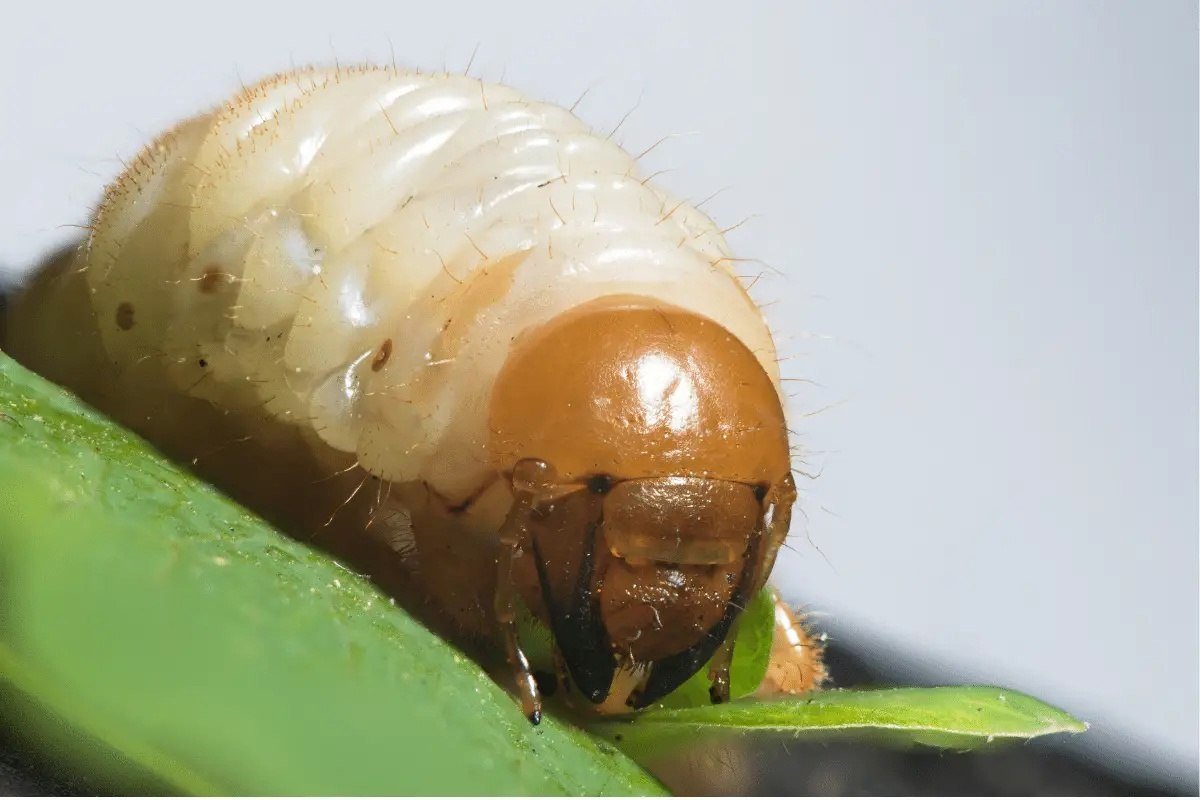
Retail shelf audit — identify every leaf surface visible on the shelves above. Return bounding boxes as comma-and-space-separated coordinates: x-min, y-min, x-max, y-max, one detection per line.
0, 352, 663, 795
0, 351, 1087, 794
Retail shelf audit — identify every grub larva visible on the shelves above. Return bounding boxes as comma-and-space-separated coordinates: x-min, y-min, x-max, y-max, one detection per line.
3, 64, 825, 721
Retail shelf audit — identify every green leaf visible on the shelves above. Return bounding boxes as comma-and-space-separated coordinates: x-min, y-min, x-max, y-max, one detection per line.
591, 686, 1089, 759
0, 351, 664, 795
0, 347, 1089, 795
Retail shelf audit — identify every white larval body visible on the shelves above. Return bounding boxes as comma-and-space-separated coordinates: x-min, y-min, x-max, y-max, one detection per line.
79, 65, 780, 504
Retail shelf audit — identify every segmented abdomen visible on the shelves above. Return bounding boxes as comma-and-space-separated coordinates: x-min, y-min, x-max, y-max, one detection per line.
29, 66, 781, 505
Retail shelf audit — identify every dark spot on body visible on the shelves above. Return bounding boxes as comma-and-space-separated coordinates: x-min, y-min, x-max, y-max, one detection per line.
115, 302, 135, 330
532, 670, 558, 698
198, 266, 227, 293
198, 358, 208, 368
587, 474, 614, 495
371, 338, 393, 372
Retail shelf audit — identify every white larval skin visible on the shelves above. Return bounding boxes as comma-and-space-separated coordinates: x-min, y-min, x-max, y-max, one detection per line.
84, 66, 781, 503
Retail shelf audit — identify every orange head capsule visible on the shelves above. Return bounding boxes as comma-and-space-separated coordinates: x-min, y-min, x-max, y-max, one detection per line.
490, 295, 794, 709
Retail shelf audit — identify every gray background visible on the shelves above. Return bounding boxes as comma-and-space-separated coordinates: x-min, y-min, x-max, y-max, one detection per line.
2, 1, 1195, 787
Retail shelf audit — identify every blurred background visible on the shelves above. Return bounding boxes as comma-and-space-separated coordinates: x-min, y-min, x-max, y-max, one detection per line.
1, 1, 1196, 794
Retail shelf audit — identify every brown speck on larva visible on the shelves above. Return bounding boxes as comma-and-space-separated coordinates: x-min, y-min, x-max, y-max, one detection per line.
198, 266, 227, 293
115, 302, 135, 330
372, 339, 393, 372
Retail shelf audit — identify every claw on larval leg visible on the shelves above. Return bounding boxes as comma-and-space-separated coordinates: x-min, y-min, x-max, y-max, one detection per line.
494, 459, 556, 724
